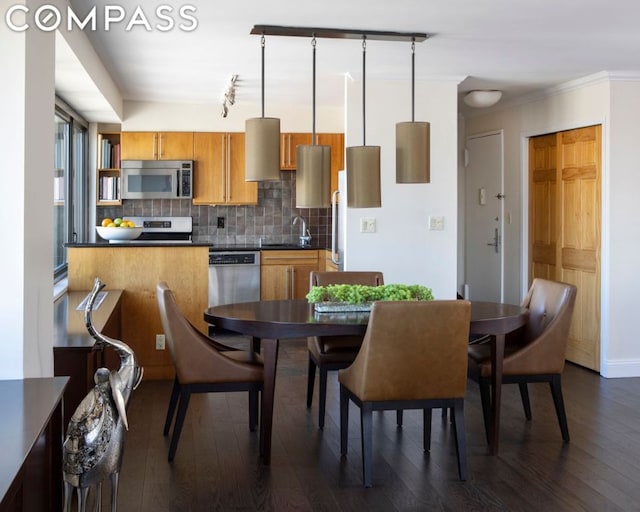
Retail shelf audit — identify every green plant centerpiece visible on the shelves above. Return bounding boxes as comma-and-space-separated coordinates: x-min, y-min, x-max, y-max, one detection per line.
307, 283, 434, 312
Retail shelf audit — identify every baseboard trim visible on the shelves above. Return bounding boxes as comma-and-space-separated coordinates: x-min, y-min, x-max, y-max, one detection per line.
600, 359, 640, 378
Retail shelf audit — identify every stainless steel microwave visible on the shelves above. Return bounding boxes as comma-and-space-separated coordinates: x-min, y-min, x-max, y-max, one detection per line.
121, 160, 193, 199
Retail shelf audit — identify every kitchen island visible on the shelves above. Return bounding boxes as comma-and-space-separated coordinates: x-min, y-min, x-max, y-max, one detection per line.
66, 243, 335, 380
67, 244, 208, 380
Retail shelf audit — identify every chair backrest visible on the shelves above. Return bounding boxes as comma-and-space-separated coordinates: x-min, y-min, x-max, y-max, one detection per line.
339, 300, 471, 402
310, 271, 384, 289
156, 281, 260, 384
506, 278, 577, 375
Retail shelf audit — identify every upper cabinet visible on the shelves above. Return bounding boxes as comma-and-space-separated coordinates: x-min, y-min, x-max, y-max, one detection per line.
192, 132, 257, 206
280, 132, 312, 170
315, 133, 344, 195
121, 132, 194, 160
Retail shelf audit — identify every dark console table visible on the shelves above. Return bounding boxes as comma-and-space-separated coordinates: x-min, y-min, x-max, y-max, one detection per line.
0, 377, 68, 512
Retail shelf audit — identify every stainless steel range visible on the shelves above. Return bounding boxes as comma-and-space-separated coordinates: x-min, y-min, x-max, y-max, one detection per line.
127, 216, 193, 243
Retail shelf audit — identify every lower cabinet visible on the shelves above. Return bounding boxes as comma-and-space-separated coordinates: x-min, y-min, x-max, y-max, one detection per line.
261, 250, 320, 300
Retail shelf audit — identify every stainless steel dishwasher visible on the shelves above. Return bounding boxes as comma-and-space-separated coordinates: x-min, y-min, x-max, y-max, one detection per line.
208, 250, 261, 307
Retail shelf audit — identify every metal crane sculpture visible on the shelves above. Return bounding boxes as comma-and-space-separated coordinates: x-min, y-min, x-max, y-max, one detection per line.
63, 278, 144, 512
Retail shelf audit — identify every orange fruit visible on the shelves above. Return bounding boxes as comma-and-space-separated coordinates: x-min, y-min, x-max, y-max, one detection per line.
101, 218, 113, 227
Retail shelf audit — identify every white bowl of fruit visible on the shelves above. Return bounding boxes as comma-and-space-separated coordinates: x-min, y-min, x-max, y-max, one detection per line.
96, 218, 143, 243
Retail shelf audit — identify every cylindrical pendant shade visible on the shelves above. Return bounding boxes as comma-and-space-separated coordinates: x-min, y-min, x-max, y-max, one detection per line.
346, 145, 381, 208
296, 144, 331, 208
396, 121, 430, 183
245, 117, 281, 181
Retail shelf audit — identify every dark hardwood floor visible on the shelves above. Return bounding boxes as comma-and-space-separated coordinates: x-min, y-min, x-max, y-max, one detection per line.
105, 337, 640, 511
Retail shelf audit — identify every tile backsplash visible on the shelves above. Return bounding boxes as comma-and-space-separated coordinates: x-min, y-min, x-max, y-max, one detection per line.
97, 172, 332, 247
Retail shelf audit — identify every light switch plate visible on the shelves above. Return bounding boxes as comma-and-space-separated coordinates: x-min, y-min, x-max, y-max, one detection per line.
428, 216, 445, 231
360, 217, 376, 233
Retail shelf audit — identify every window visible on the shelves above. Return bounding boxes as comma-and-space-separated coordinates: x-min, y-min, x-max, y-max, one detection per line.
53, 102, 88, 280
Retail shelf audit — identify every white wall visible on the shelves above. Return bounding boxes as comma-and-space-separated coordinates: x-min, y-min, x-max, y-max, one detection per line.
464, 73, 640, 377
464, 76, 609, 305
344, 79, 460, 300
606, 80, 640, 376
122, 100, 344, 133
0, 10, 55, 378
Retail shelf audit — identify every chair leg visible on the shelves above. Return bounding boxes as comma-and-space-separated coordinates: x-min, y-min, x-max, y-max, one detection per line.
478, 378, 492, 445
168, 387, 191, 462
340, 385, 349, 455
318, 367, 328, 429
452, 400, 468, 481
519, 382, 532, 420
549, 375, 570, 442
360, 403, 373, 488
163, 377, 180, 436
306, 357, 316, 409
396, 410, 403, 426
248, 389, 259, 432
423, 408, 432, 451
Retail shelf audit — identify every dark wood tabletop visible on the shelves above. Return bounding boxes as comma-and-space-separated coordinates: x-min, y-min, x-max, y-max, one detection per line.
204, 299, 527, 338
204, 299, 528, 461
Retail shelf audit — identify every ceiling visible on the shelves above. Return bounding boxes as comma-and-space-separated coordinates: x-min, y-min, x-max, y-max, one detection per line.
59, 0, 640, 121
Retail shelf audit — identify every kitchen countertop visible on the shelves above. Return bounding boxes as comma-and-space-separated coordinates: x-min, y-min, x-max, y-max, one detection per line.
53, 289, 123, 348
66, 242, 330, 250
66, 242, 211, 247
211, 244, 328, 251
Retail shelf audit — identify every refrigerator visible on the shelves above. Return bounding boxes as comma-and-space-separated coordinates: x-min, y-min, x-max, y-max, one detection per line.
331, 170, 347, 270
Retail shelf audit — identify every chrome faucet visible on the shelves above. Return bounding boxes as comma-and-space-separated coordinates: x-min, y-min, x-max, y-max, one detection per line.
293, 215, 311, 247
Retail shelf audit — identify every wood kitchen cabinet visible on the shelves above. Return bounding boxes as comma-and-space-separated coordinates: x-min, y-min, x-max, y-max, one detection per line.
192, 132, 257, 205
280, 132, 312, 170
280, 132, 344, 191
316, 133, 344, 195
121, 131, 194, 160
261, 250, 320, 300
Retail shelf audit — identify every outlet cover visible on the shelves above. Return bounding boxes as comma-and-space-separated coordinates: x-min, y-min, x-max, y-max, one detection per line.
428, 216, 445, 231
360, 217, 376, 233
155, 334, 166, 350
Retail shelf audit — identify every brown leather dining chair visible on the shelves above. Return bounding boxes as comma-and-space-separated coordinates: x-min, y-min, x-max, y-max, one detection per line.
306, 270, 384, 429
468, 278, 577, 443
339, 300, 471, 487
156, 282, 264, 461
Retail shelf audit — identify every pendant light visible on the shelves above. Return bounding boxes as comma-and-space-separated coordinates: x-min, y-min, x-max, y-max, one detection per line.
346, 37, 381, 208
296, 36, 331, 208
245, 34, 281, 181
396, 40, 430, 183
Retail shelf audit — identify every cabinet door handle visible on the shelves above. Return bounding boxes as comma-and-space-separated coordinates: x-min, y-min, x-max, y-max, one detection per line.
153, 133, 158, 159
290, 266, 295, 299
287, 267, 291, 299
159, 133, 163, 159
220, 134, 226, 199
226, 134, 231, 200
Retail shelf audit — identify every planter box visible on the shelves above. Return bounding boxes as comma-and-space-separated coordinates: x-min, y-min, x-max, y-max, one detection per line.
314, 302, 372, 313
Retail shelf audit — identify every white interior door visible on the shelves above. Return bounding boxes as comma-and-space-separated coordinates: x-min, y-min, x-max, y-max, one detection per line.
464, 132, 504, 302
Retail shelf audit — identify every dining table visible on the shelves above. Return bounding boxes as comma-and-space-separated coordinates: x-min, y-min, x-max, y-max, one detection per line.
204, 299, 528, 463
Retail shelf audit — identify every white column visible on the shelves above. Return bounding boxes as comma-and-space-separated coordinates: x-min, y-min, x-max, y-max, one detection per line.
0, 6, 55, 378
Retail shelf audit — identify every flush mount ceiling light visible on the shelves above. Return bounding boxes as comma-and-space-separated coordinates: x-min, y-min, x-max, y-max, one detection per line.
396, 40, 430, 184
296, 37, 331, 208
245, 35, 281, 181
463, 90, 503, 108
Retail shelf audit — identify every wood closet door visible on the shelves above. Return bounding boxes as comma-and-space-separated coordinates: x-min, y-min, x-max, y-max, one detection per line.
529, 125, 601, 371
557, 125, 601, 371
529, 134, 557, 281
